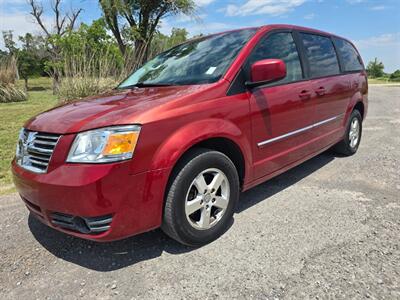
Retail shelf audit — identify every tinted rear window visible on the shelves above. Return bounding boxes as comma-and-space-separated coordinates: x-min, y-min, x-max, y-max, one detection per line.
301, 33, 340, 78
333, 38, 363, 72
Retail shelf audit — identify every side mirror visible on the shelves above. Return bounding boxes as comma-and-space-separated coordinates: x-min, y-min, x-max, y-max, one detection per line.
246, 59, 286, 88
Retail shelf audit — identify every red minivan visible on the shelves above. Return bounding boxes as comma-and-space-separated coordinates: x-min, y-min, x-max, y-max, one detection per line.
12, 25, 367, 246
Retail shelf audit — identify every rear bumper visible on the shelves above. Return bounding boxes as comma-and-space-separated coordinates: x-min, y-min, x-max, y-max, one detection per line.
12, 160, 171, 241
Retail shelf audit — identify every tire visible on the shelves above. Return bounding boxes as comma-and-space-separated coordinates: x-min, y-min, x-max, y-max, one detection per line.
162, 148, 240, 246
333, 109, 362, 156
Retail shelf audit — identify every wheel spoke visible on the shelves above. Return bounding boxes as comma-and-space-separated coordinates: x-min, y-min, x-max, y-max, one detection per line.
210, 173, 224, 192
213, 196, 228, 209
186, 196, 203, 215
194, 174, 208, 193
198, 207, 211, 229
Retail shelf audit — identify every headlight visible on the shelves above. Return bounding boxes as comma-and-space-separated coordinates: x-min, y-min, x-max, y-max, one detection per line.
67, 125, 141, 163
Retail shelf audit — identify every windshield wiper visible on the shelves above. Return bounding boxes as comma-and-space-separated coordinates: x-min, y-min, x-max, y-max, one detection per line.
119, 82, 173, 89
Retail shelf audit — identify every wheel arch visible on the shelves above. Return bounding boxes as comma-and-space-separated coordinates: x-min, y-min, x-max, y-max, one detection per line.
353, 101, 365, 120
344, 92, 367, 124
150, 118, 252, 183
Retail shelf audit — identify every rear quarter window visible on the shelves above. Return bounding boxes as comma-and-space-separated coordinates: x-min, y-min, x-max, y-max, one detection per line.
300, 33, 340, 78
333, 38, 364, 72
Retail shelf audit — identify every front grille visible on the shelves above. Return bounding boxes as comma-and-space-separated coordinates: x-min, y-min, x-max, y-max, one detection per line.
16, 129, 61, 173
51, 213, 113, 235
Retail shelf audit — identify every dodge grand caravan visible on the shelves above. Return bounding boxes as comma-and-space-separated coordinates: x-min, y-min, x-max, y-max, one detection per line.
12, 25, 367, 246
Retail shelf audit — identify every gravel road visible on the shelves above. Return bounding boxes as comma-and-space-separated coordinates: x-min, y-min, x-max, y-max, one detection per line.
0, 86, 399, 299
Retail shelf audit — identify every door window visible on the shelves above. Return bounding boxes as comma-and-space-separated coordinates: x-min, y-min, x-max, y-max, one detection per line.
246, 32, 303, 84
333, 38, 364, 72
300, 33, 340, 78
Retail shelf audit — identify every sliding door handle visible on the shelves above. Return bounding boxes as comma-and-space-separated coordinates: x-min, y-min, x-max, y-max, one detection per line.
315, 87, 326, 96
299, 90, 312, 99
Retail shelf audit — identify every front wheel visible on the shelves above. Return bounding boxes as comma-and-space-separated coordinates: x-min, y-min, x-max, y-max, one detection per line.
162, 149, 240, 246
333, 109, 362, 156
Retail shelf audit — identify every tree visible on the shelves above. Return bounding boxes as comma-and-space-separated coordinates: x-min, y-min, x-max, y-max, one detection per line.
99, 0, 195, 68
366, 58, 385, 78
389, 69, 400, 81
58, 18, 122, 63
28, 0, 82, 93
18, 33, 46, 90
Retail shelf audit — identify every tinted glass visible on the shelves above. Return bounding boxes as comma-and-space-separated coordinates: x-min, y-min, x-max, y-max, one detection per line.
247, 32, 303, 83
118, 29, 257, 87
301, 33, 340, 77
333, 38, 363, 72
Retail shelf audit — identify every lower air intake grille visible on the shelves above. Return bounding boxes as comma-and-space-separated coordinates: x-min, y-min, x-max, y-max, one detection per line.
51, 213, 113, 234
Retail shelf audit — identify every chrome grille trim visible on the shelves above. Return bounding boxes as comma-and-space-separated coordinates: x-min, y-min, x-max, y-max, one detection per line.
16, 129, 61, 173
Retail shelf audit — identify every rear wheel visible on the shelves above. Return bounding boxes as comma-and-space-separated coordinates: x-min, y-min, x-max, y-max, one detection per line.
333, 109, 362, 156
162, 148, 239, 246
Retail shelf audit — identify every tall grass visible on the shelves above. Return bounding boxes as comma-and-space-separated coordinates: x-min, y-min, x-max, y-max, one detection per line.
56, 42, 152, 102
57, 49, 118, 102
0, 56, 27, 103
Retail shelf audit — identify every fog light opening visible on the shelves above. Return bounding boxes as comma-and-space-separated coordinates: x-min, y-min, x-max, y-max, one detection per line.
72, 216, 91, 234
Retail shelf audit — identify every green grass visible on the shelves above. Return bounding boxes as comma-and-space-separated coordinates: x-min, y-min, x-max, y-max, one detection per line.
368, 77, 398, 84
0, 77, 57, 194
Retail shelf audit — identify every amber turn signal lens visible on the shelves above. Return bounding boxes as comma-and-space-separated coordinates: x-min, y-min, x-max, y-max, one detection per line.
102, 132, 139, 156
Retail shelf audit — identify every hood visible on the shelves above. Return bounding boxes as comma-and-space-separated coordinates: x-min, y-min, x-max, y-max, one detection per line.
25, 85, 210, 134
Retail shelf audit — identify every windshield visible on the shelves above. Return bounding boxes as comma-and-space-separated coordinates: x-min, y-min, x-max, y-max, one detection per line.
118, 28, 257, 88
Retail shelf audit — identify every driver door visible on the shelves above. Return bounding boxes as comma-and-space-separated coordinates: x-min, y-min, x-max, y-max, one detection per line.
246, 31, 315, 179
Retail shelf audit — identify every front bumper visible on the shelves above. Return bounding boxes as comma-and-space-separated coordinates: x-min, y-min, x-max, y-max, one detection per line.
12, 160, 171, 241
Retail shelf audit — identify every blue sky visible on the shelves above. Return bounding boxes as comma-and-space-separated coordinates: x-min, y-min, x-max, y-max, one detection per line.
1, 0, 399, 72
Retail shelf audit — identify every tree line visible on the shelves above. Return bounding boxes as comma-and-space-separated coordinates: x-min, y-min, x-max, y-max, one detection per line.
366, 58, 400, 81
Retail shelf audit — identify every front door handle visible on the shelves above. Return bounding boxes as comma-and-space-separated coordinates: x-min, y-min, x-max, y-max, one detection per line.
315, 87, 326, 96
298, 90, 312, 99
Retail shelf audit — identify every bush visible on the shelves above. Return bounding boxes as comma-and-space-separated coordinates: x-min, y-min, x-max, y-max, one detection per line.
0, 56, 27, 103
0, 84, 28, 102
0, 56, 17, 85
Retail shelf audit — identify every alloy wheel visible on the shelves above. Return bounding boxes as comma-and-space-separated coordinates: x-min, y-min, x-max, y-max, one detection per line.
185, 168, 230, 230
349, 117, 360, 148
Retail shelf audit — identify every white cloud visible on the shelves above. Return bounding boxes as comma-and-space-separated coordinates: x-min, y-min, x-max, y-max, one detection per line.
354, 33, 400, 73
195, 0, 215, 7
0, 11, 53, 49
369, 5, 386, 11
304, 13, 315, 20
354, 33, 400, 49
346, 0, 365, 4
222, 0, 307, 17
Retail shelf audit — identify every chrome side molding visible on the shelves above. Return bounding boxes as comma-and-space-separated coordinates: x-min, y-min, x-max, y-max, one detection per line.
257, 114, 344, 147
